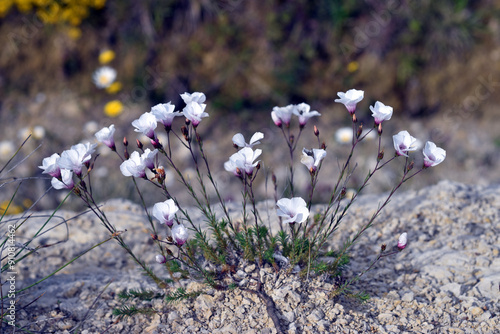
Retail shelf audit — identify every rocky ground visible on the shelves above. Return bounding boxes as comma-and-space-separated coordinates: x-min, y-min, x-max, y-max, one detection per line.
2, 180, 500, 333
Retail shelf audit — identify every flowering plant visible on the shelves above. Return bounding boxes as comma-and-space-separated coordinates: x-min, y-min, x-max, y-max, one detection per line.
40, 89, 445, 330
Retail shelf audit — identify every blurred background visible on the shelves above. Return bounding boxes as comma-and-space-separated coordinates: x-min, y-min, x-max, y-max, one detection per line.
1, 0, 500, 212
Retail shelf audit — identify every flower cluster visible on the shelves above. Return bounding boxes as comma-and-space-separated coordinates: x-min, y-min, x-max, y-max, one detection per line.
271, 102, 320, 128
39, 142, 97, 189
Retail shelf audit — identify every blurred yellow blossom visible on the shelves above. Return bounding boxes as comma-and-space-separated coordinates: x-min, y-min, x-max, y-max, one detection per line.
104, 100, 123, 117
0, 201, 23, 215
67, 26, 82, 39
99, 50, 116, 64
347, 61, 359, 73
105, 81, 122, 94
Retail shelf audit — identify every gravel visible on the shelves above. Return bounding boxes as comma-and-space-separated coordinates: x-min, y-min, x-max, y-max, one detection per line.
2, 180, 499, 333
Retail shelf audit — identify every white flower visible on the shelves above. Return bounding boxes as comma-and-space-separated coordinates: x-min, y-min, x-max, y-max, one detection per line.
120, 151, 147, 178
0, 141, 15, 160
95, 124, 116, 150
171, 223, 189, 246
335, 127, 354, 144
180, 92, 206, 104
292, 103, 321, 126
132, 112, 157, 139
300, 148, 326, 172
271, 105, 294, 127
141, 149, 158, 170
335, 89, 364, 114
92, 66, 117, 89
423, 141, 446, 167
151, 102, 182, 127
58, 143, 96, 176
227, 147, 261, 175
232, 132, 264, 148
276, 197, 309, 224
370, 101, 393, 125
224, 159, 240, 176
39, 153, 61, 178
182, 101, 209, 127
153, 199, 179, 227
397, 232, 408, 250
32, 125, 45, 139
51, 169, 74, 190
392, 130, 417, 157
155, 254, 167, 264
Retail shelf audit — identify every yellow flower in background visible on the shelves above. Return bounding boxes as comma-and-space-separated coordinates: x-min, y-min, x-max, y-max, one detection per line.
99, 50, 115, 64
106, 81, 122, 94
104, 100, 123, 117
347, 61, 359, 73
22, 198, 33, 208
0, 201, 23, 215
0, 1, 14, 17
67, 26, 81, 39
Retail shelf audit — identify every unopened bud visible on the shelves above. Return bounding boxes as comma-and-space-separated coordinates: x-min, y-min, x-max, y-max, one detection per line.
151, 234, 158, 240
124, 148, 129, 160
340, 187, 346, 198
352, 113, 357, 123
321, 142, 326, 150
377, 123, 383, 135
185, 118, 191, 125
314, 125, 319, 137
166, 236, 173, 243
256, 162, 261, 170
357, 124, 363, 139
377, 150, 384, 161
407, 161, 414, 172
136, 139, 143, 150
155, 254, 166, 264
123, 137, 128, 147
181, 126, 189, 141
381, 244, 387, 251
151, 139, 163, 149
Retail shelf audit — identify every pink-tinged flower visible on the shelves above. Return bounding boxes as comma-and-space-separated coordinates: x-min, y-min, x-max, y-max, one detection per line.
132, 112, 157, 139
93, 66, 117, 89
95, 124, 116, 150
151, 102, 182, 127
153, 199, 179, 227
155, 254, 167, 264
141, 148, 158, 170
292, 103, 321, 126
397, 232, 408, 250
51, 169, 74, 190
182, 101, 209, 127
276, 197, 310, 224
423, 141, 446, 167
300, 148, 326, 172
370, 101, 393, 125
227, 147, 261, 175
171, 223, 189, 246
58, 143, 96, 176
180, 92, 206, 104
271, 105, 294, 127
335, 89, 364, 114
232, 132, 264, 148
392, 130, 417, 157
120, 151, 147, 178
39, 153, 61, 178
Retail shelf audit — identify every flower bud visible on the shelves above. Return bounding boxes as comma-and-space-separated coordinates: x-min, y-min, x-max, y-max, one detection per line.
377, 150, 384, 162
352, 113, 357, 123
314, 125, 319, 137
321, 142, 326, 150
151, 139, 163, 149
397, 232, 407, 250
377, 123, 383, 135
340, 187, 347, 199
407, 161, 414, 172
136, 139, 143, 150
124, 148, 129, 160
357, 124, 363, 139
256, 162, 261, 170
155, 254, 167, 264
181, 126, 189, 141
381, 244, 386, 251
123, 137, 128, 147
